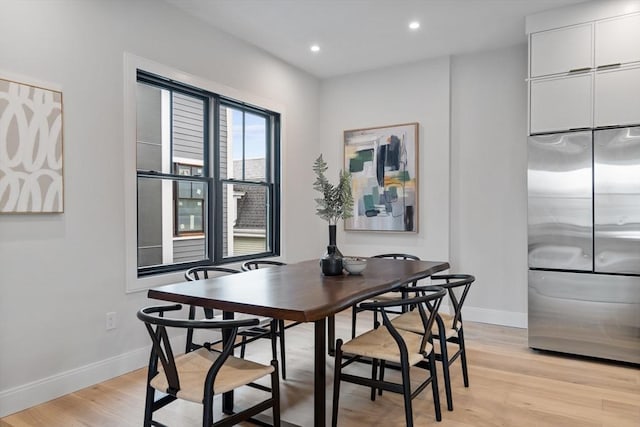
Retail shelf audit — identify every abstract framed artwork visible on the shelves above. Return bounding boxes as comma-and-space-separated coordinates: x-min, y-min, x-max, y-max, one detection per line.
344, 122, 418, 232
0, 77, 63, 213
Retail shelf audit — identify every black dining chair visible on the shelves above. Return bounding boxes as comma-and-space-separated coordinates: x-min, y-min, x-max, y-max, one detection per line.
351, 253, 421, 337
240, 260, 295, 380
392, 273, 476, 411
241, 260, 287, 270
332, 284, 446, 427
137, 304, 280, 427
184, 266, 282, 378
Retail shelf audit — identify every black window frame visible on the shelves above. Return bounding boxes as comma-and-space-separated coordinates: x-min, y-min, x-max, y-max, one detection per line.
136, 70, 281, 277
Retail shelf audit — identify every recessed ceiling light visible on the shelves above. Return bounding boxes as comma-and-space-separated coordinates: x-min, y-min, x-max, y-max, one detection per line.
409, 21, 420, 30
310, 44, 320, 53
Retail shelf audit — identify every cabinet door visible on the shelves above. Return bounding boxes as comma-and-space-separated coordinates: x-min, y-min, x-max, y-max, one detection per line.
595, 13, 640, 68
530, 24, 593, 78
530, 74, 593, 134
594, 66, 640, 127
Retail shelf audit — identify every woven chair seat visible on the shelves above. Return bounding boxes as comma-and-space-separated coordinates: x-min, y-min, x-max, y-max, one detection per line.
391, 311, 458, 339
342, 326, 432, 365
150, 348, 275, 402
371, 291, 401, 302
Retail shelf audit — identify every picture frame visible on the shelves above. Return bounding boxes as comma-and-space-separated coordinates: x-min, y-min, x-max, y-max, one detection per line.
344, 122, 418, 232
0, 76, 64, 213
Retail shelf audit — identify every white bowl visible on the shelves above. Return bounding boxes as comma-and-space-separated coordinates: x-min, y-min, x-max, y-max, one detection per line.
343, 257, 367, 275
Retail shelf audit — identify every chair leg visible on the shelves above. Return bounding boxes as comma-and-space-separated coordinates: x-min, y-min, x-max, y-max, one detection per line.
143, 385, 155, 427
351, 305, 358, 338
144, 353, 159, 427
439, 330, 454, 411
400, 360, 413, 427
240, 335, 247, 358
203, 392, 214, 427
278, 319, 287, 380
370, 358, 378, 401
271, 360, 281, 427
332, 340, 344, 427
458, 327, 470, 387
185, 328, 194, 353
270, 320, 279, 376
378, 360, 386, 396
373, 309, 380, 329
429, 350, 442, 422
185, 305, 196, 353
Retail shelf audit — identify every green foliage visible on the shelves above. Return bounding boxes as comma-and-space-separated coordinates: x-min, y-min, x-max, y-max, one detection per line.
313, 154, 354, 225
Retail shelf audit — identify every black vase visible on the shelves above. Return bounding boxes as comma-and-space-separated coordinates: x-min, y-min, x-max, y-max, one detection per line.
326, 224, 343, 257
321, 245, 343, 276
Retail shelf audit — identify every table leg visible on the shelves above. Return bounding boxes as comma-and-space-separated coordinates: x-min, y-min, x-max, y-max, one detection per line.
328, 315, 335, 356
314, 318, 326, 427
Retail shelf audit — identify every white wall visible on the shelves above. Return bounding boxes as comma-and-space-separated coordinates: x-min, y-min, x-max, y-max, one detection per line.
0, 0, 531, 416
0, 0, 320, 416
320, 47, 528, 328
319, 58, 451, 262
450, 44, 529, 326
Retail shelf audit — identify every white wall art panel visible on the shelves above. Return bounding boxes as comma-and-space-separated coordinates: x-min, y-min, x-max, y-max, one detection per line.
0, 77, 63, 213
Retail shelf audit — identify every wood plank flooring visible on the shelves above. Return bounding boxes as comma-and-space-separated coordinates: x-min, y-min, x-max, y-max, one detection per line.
1, 311, 638, 426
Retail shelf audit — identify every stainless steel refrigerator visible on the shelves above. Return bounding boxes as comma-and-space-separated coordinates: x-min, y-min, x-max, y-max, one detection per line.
528, 127, 640, 364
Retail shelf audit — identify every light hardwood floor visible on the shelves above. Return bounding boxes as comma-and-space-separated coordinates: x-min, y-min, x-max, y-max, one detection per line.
2, 311, 638, 426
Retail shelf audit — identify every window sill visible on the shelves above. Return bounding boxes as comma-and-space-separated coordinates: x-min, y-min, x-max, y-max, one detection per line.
173, 235, 205, 241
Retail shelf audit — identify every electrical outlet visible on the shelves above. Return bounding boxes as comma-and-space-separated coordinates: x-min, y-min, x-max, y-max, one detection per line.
106, 312, 117, 330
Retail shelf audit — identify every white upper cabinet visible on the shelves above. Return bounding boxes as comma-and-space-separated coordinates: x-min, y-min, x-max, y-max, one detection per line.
528, 8, 640, 133
530, 74, 593, 134
595, 14, 640, 68
594, 65, 640, 127
530, 24, 593, 77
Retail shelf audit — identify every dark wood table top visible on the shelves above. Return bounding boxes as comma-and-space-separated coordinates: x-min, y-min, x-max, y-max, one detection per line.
148, 258, 450, 322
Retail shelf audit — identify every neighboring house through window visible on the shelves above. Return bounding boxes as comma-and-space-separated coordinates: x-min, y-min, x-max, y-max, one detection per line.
135, 71, 280, 276
175, 163, 205, 236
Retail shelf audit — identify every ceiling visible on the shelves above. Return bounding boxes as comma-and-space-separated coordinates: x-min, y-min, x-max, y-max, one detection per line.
166, 0, 588, 79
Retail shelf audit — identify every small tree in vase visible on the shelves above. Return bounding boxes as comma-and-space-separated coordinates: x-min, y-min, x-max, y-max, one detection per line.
313, 154, 353, 275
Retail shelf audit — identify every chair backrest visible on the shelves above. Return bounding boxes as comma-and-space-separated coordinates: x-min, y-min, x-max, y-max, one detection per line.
372, 253, 420, 261
430, 274, 475, 330
185, 266, 241, 281
373, 254, 421, 287
361, 284, 446, 355
137, 304, 260, 396
241, 260, 286, 271
183, 266, 240, 339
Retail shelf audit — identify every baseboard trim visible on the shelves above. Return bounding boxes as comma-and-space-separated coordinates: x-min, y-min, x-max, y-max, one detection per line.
0, 346, 149, 418
460, 306, 527, 329
440, 304, 527, 328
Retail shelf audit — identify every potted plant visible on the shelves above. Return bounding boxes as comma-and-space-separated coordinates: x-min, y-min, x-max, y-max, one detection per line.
313, 154, 353, 274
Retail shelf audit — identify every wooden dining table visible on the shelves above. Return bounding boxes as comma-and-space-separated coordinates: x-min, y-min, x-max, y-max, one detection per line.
147, 257, 449, 426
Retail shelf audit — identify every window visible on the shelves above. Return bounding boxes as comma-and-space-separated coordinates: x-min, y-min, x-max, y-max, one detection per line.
135, 71, 280, 276
175, 164, 205, 236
